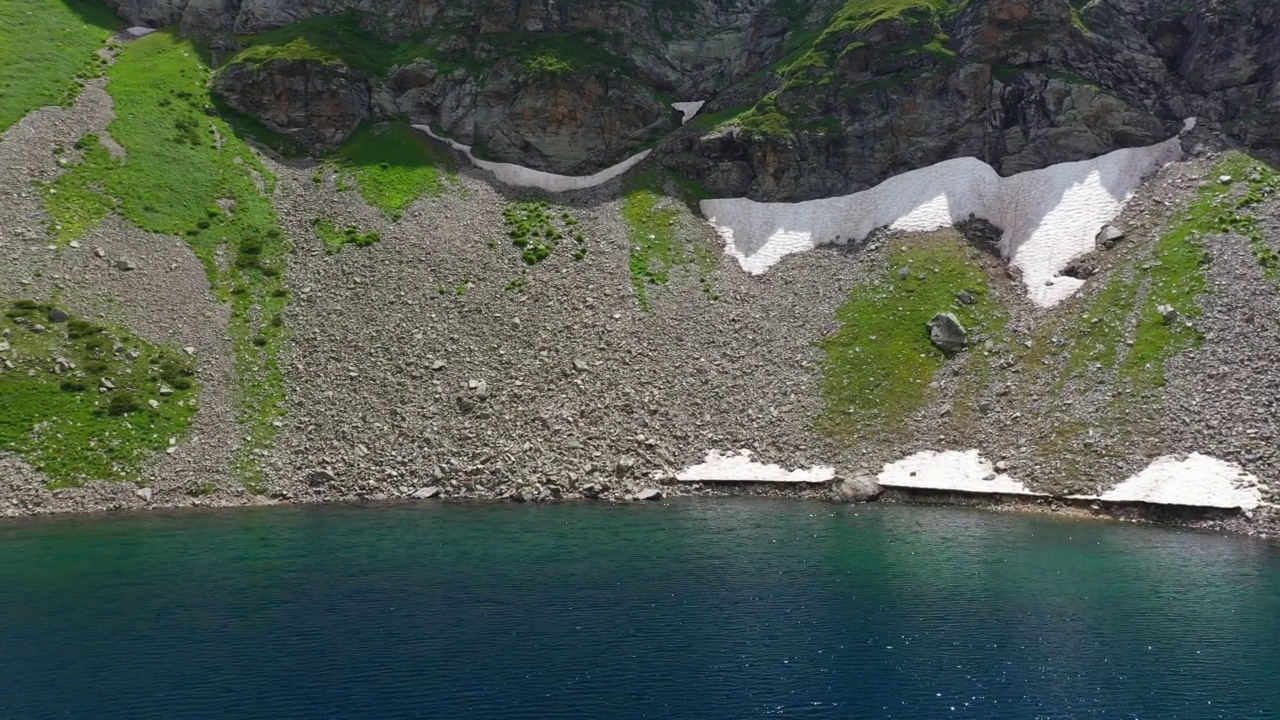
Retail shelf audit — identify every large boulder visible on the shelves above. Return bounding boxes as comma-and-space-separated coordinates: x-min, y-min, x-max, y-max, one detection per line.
927, 313, 968, 354
830, 474, 882, 503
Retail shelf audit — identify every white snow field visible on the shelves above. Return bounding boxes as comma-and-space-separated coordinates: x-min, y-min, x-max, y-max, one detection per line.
1070, 453, 1263, 510
701, 134, 1187, 306
413, 125, 652, 193
676, 449, 834, 483
877, 449, 1047, 495
672, 101, 707, 125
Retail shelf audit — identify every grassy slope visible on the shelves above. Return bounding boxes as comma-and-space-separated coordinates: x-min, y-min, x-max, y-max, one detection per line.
0, 301, 198, 486
0, 0, 119, 133
819, 233, 1003, 436
621, 174, 717, 310
46, 31, 289, 487
330, 122, 455, 219
1059, 152, 1279, 392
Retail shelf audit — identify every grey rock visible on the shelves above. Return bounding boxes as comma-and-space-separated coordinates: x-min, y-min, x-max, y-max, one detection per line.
430, 360, 446, 371
307, 469, 336, 485
614, 456, 636, 477
572, 358, 589, 372
99, 377, 115, 390
115, 259, 136, 271
1098, 225, 1125, 247
30, 325, 45, 334
412, 486, 441, 499
474, 379, 490, 399
830, 474, 881, 503
135, 487, 153, 503
47, 308, 70, 323
635, 488, 662, 501
158, 385, 174, 396
0, 342, 9, 352
1157, 304, 1179, 324
147, 399, 160, 409
956, 290, 976, 305
926, 313, 967, 354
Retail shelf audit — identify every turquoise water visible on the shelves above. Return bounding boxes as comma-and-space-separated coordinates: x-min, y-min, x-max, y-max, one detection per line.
1, 501, 1278, 719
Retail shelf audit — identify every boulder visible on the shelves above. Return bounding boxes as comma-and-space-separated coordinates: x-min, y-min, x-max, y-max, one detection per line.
135, 487, 154, 503
635, 488, 662, 501
830, 474, 882, 503
1097, 225, 1125, 248
927, 313, 968, 354
48, 308, 70, 323
412, 486, 441, 499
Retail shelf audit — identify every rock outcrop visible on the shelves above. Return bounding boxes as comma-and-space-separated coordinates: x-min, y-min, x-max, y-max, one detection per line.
106, 0, 1280, 194
213, 58, 371, 146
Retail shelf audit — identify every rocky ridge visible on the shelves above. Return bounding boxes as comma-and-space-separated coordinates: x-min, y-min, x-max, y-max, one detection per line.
100, 0, 1280, 201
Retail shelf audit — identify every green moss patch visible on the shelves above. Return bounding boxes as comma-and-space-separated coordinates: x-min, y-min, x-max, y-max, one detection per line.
330, 122, 455, 220
819, 234, 1004, 436
49, 31, 289, 487
0, 0, 120, 133
0, 300, 198, 486
313, 217, 380, 254
621, 174, 717, 310
502, 202, 586, 265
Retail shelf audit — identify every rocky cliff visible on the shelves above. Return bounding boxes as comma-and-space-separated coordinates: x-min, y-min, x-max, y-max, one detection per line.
100, 0, 1279, 197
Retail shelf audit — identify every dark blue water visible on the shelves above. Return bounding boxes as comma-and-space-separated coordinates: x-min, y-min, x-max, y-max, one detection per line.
1, 501, 1277, 719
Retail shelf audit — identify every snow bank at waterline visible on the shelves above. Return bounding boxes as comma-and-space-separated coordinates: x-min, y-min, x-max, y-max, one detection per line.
877, 449, 1046, 495
701, 132, 1188, 306
1070, 453, 1264, 510
676, 450, 834, 483
877, 448, 1264, 510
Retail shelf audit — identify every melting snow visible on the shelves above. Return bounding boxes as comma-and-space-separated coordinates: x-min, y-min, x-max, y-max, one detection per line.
413, 125, 650, 193
877, 449, 1046, 496
676, 449, 834, 483
672, 101, 707, 125
701, 131, 1189, 306
1070, 453, 1263, 510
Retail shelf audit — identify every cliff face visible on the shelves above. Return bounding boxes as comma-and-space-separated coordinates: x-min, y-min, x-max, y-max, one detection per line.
104, 0, 1280, 199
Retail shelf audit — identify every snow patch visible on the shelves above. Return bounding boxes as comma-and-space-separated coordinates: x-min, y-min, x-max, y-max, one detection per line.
676, 449, 834, 483
1070, 453, 1262, 510
672, 101, 707, 125
877, 449, 1046, 496
412, 125, 650, 193
701, 133, 1186, 306
125, 27, 156, 38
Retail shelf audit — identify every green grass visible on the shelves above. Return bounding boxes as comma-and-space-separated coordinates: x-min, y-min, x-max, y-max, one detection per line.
621, 174, 717, 310
43, 134, 120, 242
0, 0, 120, 133
330, 122, 455, 220
1120, 152, 1280, 386
0, 300, 198, 486
227, 13, 626, 81
819, 234, 1003, 435
1050, 152, 1279, 397
48, 31, 289, 488
501, 202, 586, 265
313, 216, 380, 254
